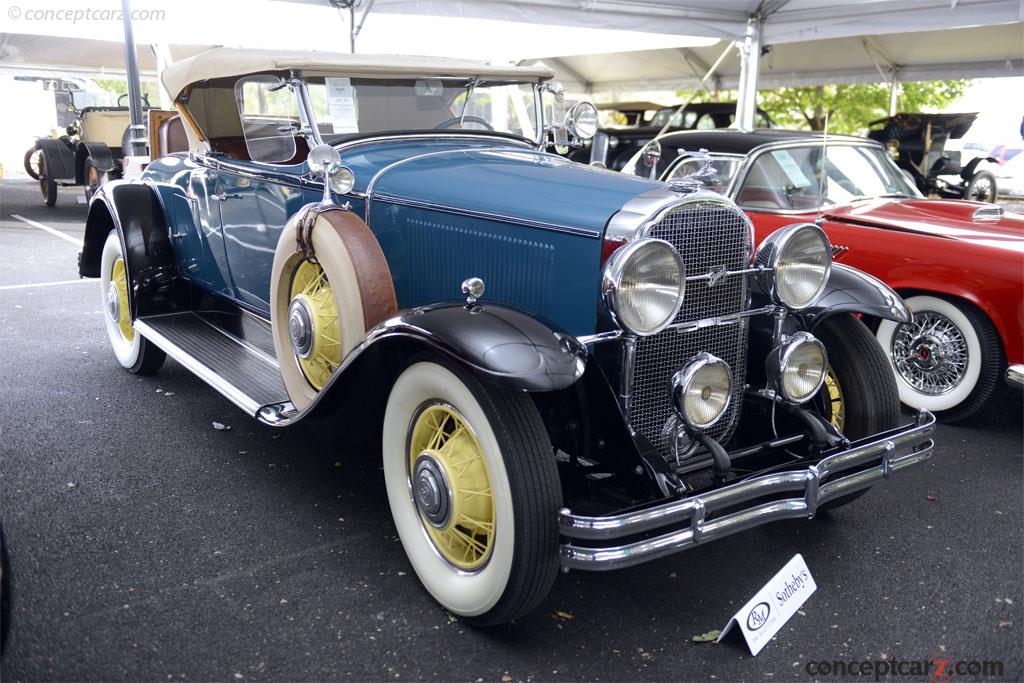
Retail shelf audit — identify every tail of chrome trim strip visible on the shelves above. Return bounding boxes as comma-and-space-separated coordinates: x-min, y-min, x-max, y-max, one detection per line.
1007, 364, 1024, 388
559, 410, 935, 571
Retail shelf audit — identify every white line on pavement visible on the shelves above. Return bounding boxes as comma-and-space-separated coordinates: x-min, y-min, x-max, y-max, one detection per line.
10, 214, 83, 247
0, 279, 94, 291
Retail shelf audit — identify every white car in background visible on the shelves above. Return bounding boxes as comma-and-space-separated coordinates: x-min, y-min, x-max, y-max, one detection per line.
996, 151, 1024, 198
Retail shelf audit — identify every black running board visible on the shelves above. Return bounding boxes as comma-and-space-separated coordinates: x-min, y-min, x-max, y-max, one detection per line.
134, 312, 289, 416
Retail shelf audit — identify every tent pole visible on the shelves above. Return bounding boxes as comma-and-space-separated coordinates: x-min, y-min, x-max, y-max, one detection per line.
351, 0, 375, 53
889, 70, 900, 115
735, 14, 763, 131
121, 0, 146, 158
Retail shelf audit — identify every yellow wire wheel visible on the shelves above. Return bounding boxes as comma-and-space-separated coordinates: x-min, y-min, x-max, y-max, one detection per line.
407, 402, 496, 571
824, 365, 845, 431
287, 259, 341, 391
110, 257, 135, 343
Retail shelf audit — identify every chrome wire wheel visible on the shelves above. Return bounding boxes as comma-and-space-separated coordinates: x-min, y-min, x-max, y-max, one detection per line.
823, 366, 845, 432
891, 311, 969, 395
109, 257, 135, 343
407, 402, 496, 571
382, 359, 561, 624
287, 259, 341, 391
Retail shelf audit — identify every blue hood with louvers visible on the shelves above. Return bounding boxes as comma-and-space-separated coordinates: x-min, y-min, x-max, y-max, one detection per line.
345, 139, 660, 236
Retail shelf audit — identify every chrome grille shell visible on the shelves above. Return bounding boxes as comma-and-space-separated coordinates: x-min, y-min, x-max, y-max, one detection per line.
609, 190, 754, 461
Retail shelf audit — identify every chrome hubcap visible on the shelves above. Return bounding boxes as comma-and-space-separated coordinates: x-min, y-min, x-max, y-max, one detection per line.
106, 282, 120, 322
892, 312, 968, 395
287, 298, 314, 358
412, 454, 452, 528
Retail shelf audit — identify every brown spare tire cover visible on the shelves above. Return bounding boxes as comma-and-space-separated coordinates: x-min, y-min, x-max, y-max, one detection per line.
270, 207, 397, 410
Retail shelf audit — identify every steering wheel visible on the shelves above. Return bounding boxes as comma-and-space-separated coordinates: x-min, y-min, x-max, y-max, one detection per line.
117, 93, 152, 109
433, 116, 494, 131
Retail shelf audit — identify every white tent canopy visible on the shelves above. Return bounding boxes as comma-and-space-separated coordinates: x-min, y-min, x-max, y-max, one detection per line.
284, 0, 1023, 44
279, 0, 1023, 125
533, 22, 1024, 94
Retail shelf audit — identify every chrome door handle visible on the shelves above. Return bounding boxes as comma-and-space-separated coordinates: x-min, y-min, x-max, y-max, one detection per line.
211, 192, 241, 201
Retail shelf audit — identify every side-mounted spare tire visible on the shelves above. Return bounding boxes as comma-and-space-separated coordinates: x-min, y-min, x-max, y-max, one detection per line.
270, 206, 397, 410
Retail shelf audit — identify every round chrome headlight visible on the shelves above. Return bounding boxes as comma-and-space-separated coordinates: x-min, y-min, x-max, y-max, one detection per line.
602, 238, 685, 336
766, 332, 828, 404
670, 352, 732, 430
756, 223, 831, 310
565, 101, 599, 140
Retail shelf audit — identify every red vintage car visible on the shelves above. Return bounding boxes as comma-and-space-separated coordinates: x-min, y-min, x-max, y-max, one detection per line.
625, 129, 1023, 422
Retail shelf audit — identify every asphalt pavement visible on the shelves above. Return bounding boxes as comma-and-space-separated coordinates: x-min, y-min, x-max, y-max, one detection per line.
1, 178, 1022, 682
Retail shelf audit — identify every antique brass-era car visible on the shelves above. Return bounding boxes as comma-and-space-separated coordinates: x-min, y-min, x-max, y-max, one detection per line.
867, 112, 998, 202
25, 90, 177, 207
80, 48, 935, 625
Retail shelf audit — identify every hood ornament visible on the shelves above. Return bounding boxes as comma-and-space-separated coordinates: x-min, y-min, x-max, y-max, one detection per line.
668, 148, 717, 193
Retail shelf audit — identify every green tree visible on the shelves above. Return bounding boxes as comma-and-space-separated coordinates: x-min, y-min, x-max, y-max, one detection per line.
675, 80, 969, 135
93, 77, 162, 106
757, 80, 969, 134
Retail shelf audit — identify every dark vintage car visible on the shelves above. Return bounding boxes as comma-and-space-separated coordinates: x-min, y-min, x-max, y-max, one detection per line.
625, 128, 1023, 422
569, 101, 773, 170
80, 48, 935, 625
867, 112, 998, 202
24, 91, 176, 207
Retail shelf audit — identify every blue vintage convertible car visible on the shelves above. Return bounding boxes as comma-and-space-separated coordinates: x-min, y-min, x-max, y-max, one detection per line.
79, 48, 936, 625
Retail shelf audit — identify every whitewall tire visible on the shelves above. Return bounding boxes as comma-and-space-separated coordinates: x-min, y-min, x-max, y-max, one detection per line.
876, 294, 1002, 422
100, 231, 164, 374
382, 359, 560, 625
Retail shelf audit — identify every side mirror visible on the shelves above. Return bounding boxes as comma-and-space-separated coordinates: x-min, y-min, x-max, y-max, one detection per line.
565, 101, 598, 141
307, 143, 341, 178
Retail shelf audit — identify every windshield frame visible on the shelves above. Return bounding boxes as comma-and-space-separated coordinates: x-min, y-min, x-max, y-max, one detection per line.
731, 140, 922, 214
292, 72, 547, 150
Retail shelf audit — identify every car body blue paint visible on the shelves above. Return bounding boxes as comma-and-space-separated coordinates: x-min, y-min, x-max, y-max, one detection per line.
141, 136, 660, 335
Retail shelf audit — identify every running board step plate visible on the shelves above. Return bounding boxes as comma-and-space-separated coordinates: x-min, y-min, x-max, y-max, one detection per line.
135, 313, 288, 416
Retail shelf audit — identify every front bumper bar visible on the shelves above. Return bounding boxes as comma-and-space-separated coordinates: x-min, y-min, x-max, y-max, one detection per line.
559, 409, 936, 571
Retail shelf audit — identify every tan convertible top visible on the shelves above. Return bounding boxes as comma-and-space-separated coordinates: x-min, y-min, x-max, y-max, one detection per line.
161, 47, 554, 99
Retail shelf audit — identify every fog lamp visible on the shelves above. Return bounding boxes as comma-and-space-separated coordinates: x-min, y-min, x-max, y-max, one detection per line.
766, 332, 828, 404
670, 352, 732, 430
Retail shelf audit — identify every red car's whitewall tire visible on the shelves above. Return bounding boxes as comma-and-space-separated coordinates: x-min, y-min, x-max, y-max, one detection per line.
876, 294, 1002, 421
382, 359, 561, 625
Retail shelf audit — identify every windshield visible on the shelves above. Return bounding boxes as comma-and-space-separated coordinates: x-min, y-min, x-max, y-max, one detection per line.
737, 144, 921, 211
300, 76, 541, 143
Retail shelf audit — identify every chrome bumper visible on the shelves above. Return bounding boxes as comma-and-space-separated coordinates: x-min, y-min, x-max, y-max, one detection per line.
1007, 364, 1024, 389
559, 410, 936, 571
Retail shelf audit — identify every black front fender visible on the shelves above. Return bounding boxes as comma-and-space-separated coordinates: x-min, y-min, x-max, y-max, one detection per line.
798, 263, 912, 330
275, 302, 587, 428
75, 141, 117, 182
961, 156, 996, 181
35, 138, 76, 181
79, 181, 180, 318
382, 303, 587, 392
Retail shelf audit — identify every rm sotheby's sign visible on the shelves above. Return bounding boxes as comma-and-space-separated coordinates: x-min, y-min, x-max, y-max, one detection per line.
718, 554, 816, 655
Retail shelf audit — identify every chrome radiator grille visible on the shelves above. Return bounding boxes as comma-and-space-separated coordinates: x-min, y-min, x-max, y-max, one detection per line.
629, 200, 752, 459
